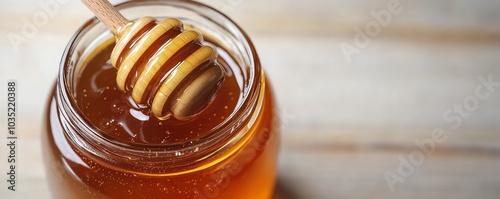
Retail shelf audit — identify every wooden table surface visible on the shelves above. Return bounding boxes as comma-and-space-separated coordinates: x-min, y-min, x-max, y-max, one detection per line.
1, 0, 500, 198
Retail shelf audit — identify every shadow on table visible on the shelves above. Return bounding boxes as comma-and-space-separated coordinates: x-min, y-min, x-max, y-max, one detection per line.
271, 178, 302, 199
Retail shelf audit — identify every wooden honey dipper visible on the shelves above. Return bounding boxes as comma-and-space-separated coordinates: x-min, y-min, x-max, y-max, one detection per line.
82, 0, 225, 121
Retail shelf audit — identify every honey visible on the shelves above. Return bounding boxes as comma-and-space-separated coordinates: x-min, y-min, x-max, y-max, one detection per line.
42, 1, 279, 199
75, 43, 233, 145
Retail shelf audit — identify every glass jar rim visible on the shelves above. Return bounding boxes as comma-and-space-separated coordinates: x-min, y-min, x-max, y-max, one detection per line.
56, 0, 262, 172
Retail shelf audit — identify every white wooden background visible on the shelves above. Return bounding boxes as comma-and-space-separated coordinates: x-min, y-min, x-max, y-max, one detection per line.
1, 0, 500, 198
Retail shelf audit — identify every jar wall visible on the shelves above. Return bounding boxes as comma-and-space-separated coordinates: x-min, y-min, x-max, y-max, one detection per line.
42, 80, 279, 199
42, 1, 279, 199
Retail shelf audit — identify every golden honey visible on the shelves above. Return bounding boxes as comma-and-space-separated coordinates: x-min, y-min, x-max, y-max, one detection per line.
42, 1, 279, 198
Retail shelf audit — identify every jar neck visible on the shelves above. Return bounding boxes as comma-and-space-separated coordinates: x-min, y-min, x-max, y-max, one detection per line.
55, 78, 264, 174
55, 0, 263, 174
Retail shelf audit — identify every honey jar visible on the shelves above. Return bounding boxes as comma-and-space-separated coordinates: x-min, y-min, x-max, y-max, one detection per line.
42, 1, 279, 198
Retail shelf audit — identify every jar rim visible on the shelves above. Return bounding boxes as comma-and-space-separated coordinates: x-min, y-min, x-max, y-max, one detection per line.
57, 0, 262, 172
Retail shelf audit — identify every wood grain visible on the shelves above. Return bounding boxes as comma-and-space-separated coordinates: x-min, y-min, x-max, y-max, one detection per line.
81, 0, 128, 35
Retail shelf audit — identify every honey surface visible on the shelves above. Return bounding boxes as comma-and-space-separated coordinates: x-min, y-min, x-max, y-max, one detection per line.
75, 43, 240, 145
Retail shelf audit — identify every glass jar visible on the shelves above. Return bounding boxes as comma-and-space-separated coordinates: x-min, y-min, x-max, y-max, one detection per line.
42, 1, 279, 199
